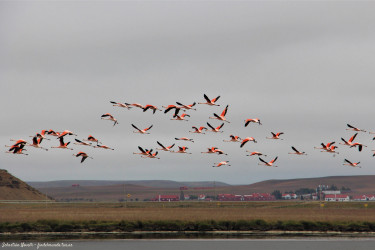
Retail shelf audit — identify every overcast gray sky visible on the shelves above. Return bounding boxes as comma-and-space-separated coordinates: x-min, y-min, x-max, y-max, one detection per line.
1, 1, 375, 184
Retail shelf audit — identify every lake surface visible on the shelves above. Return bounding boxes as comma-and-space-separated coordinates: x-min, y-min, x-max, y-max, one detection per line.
3, 239, 375, 250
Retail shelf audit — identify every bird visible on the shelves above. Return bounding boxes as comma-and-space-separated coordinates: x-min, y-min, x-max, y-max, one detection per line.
101, 113, 118, 126
110, 101, 132, 109
246, 151, 267, 157
73, 151, 93, 163
6, 139, 27, 147
94, 144, 114, 150
176, 102, 197, 111
175, 137, 194, 143
201, 147, 227, 155
266, 132, 284, 140
190, 126, 207, 134
51, 137, 73, 150
346, 124, 366, 132
6, 144, 28, 155
47, 130, 60, 137
84, 135, 101, 144
350, 142, 367, 152
172, 146, 191, 154
209, 105, 230, 123
156, 141, 175, 152
322, 145, 339, 155
133, 146, 153, 156
57, 130, 77, 139
343, 159, 361, 168
206, 122, 224, 133
212, 161, 230, 167
28, 136, 48, 151
258, 157, 278, 167
129, 103, 145, 109
143, 104, 162, 114
340, 133, 358, 146
30, 130, 50, 140
132, 124, 153, 134
240, 137, 257, 148
314, 141, 335, 151
288, 146, 307, 155
171, 113, 190, 121
244, 118, 262, 127
74, 139, 92, 147
163, 105, 180, 114
142, 151, 160, 159
198, 94, 220, 106
223, 135, 241, 142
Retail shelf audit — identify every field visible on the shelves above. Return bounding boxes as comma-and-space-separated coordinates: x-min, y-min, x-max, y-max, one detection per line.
1, 201, 375, 223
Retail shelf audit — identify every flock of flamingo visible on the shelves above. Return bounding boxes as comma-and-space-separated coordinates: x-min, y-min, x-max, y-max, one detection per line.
5, 94, 375, 168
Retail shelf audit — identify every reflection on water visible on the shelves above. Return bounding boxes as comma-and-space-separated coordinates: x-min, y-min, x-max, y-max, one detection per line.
2, 239, 375, 250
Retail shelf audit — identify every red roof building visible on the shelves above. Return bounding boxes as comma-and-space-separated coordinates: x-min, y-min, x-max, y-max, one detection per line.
325, 194, 350, 202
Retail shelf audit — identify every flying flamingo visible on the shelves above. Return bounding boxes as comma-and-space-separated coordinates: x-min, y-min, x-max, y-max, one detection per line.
73, 151, 93, 163
175, 137, 194, 143
258, 157, 278, 167
314, 141, 335, 151
110, 101, 132, 109
74, 139, 92, 147
340, 133, 358, 146
84, 135, 101, 144
28, 136, 48, 151
94, 144, 114, 150
198, 94, 220, 106
129, 103, 145, 109
288, 146, 307, 155
142, 151, 160, 159
133, 146, 153, 156
244, 118, 262, 127
6, 139, 27, 147
209, 105, 230, 123
343, 159, 361, 168
51, 137, 73, 150
156, 141, 175, 152
212, 161, 230, 167
6, 144, 28, 155
57, 130, 77, 139
240, 137, 257, 148
246, 151, 267, 157
267, 132, 284, 140
350, 142, 367, 152
190, 126, 207, 134
143, 104, 162, 114
171, 113, 190, 121
201, 147, 227, 155
30, 130, 50, 140
176, 102, 197, 111
172, 146, 191, 154
206, 122, 224, 133
322, 145, 339, 155
346, 124, 366, 132
132, 124, 153, 134
223, 135, 241, 142
163, 105, 181, 114
101, 113, 118, 126
47, 130, 60, 137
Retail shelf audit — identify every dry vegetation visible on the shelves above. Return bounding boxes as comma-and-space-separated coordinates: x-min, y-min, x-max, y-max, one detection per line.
1, 201, 375, 223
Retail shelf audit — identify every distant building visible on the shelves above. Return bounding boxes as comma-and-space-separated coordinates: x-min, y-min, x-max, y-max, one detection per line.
71, 184, 80, 188
353, 195, 375, 201
152, 195, 180, 202
325, 194, 350, 202
282, 194, 291, 200
198, 194, 206, 200
323, 190, 341, 195
217, 193, 275, 201
184, 195, 190, 200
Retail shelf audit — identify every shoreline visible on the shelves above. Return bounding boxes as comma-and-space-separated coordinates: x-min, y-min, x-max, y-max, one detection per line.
2, 230, 375, 240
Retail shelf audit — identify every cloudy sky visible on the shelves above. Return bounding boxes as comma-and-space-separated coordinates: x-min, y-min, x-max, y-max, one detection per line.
1, 1, 375, 185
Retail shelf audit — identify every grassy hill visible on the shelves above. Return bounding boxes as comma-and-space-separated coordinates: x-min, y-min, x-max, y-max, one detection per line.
27, 175, 375, 202
0, 169, 51, 200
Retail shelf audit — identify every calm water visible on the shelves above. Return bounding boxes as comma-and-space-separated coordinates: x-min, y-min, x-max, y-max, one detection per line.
2, 239, 375, 250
